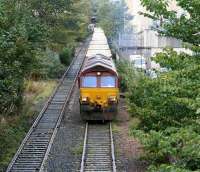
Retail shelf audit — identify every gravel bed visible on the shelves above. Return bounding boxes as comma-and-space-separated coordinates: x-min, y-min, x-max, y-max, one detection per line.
43, 87, 146, 172
113, 98, 147, 172
44, 85, 85, 172
114, 133, 146, 172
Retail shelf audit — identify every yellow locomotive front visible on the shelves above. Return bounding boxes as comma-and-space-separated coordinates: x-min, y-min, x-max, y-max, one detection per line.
79, 27, 119, 120
79, 55, 119, 120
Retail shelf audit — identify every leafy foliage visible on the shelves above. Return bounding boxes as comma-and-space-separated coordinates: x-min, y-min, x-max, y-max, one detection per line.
0, 80, 56, 171
132, 126, 200, 170
0, 0, 91, 169
148, 164, 192, 172
59, 47, 74, 66
118, 0, 200, 171
91, 0, 126, 38
0, 0, 91, 117
119, 50, 200, 171
0, 0, 47, 116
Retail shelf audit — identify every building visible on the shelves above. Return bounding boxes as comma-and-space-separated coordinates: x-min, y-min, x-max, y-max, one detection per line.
115, 0, 192, 67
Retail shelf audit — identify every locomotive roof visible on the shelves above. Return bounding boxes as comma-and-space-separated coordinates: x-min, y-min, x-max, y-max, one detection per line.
92, 36, 107, 41
88, 44, 109, 50
83, 28, 116, 74
86, 49, 112, 58
93, 27, 105, 33
91, 28, 107, 42
81, 54, 117, 75
90, 40, 108, 45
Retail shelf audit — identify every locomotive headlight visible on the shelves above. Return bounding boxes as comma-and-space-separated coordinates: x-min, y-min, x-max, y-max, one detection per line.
82, 97, 88, 102
97, 72, 101, 76
108, 96, 117, 102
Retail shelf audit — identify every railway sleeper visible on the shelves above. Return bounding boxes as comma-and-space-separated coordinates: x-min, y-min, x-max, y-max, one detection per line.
53, 92, 68, 96
16, 157, 41, 163
10, 170, 38, 172
41, 113, 60, 119
11, 167, 40, 170
85, 168, 112, 171
11, 164, 40, 168
36, 125, 55, 129
21, 150, 45, 153
29, 134, 51, 138
51, 99, 66, 103
85, 159, 112, 162
16, 156, 42, 159
47, 106, 63, 110
84, 170, 112, 172
39, 120, 58, 124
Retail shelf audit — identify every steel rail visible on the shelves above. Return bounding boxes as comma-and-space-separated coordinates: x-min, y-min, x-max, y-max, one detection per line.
39, 45, 88, 172
80, 122, 88, 172
6, 41, 88, 172
80, 122, 116, 172
110, 123, 117, 172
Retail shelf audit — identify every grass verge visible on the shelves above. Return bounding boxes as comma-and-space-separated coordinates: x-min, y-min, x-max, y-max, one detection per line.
0, 80, 57, 171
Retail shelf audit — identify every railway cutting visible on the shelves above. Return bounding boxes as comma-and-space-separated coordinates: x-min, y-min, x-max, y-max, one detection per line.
6, 41, 89, 172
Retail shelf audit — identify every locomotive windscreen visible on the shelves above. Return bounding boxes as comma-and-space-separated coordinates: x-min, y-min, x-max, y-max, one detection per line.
100, 76, 116, 88
82, 76, 97, 88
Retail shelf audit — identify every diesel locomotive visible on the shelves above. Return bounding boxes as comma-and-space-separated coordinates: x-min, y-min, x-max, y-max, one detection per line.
78, 28, 119, 120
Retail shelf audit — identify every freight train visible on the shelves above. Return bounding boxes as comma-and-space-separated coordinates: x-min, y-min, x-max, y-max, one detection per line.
78, 28, 119, 120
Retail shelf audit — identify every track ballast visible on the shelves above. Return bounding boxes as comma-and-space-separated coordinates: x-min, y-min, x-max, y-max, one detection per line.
6, 41, 88, 172
80, 122, 116, 172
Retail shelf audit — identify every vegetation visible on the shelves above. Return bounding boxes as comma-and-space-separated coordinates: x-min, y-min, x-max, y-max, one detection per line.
0, 0, 91, 117
59, 47, 74, 66
91, 0, 127, 38
0, 0, 91, 170
71, 143, 83, 156
117, 0, 200, 171
0, 80, 56, 170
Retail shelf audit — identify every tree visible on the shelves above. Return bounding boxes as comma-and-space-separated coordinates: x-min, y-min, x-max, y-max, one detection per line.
0, 0, 47, 116
91, 0, 126, 38
0, 0, 91, 116
119, 0, 200, 171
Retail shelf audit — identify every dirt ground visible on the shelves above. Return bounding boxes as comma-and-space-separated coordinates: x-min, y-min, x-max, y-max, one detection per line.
114, 97, 147, 172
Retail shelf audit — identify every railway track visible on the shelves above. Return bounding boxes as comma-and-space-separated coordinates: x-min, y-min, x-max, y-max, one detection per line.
80, 122, 116, 172
6, 41, 88, 172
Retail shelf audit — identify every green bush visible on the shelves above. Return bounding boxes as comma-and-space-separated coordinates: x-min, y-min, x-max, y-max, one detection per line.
124, 51, 200, 131
59, 47, 74, 66
116, 60, 141, 92
148, 164, 192, 172
132, 126, 200, 170
0, 117, 29, 171
117, 49, 200, 171
0, 1, 46, 117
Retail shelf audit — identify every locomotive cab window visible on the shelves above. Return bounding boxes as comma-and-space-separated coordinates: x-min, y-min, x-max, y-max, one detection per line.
82, 76, 97, 87
100, 76, 116, 88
